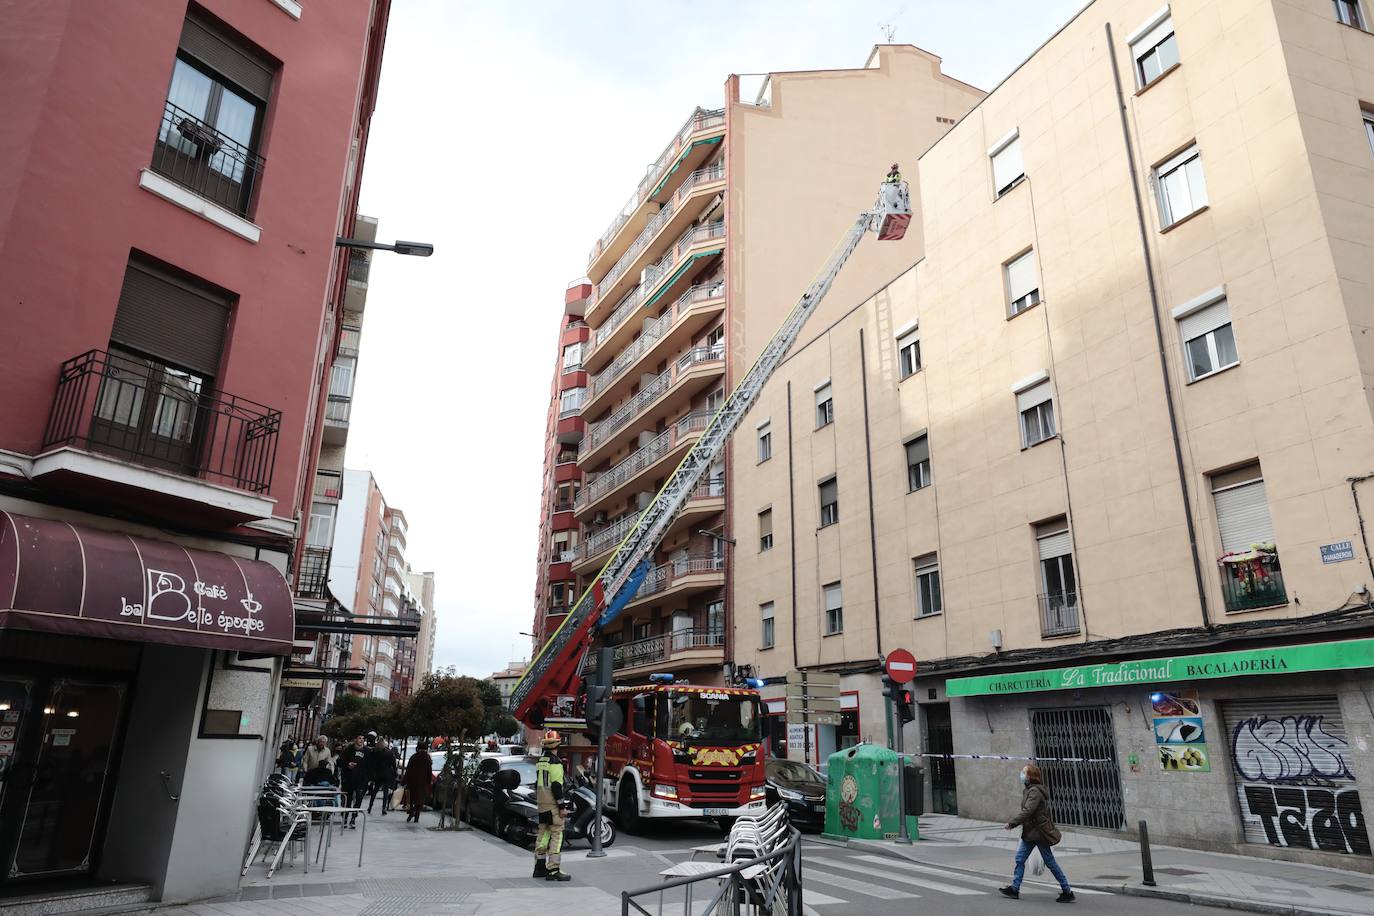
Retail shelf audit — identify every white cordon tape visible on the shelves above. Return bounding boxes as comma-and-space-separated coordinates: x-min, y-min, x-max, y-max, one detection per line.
913, 753, 1114, 763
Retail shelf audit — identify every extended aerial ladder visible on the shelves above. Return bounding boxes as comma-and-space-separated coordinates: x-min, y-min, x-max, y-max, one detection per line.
513, 178, 912, 726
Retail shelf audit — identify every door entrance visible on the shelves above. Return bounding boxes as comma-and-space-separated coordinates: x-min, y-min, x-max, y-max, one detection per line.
923, 703, 957, 814
1029, 706, 1125, 830
0, 677, 126, 884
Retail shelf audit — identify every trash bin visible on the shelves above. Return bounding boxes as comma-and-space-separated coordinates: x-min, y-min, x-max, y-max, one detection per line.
822, 743, 919, 840
903, 761, 925, 817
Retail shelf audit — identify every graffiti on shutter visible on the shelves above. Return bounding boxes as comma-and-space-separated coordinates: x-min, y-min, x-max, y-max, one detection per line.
1223, 697, 1370, 855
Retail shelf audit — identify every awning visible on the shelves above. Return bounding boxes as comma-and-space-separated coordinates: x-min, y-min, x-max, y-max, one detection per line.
0, 510, 294, 656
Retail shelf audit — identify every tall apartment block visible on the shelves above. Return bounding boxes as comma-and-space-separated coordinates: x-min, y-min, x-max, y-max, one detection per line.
731, 0, 1374, 868
0, 0, 390, 901
407, 568, 438, 679
540, 46, 982, 686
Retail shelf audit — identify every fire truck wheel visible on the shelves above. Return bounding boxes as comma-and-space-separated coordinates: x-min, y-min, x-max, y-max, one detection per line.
618, 780, 641, 835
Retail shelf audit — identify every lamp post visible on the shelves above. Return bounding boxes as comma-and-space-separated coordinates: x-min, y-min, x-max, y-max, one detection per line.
335, 237, 435, 257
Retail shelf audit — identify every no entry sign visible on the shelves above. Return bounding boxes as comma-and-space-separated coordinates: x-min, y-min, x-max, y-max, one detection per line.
886, 648, 917, 684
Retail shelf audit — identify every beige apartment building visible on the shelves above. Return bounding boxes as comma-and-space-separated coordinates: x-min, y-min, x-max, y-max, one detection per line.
561, 45, 983, 688
731, 0, 1374, 867
408, 568, 438, 680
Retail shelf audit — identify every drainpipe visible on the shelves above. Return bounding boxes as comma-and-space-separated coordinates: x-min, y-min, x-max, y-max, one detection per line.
1348, 474, 1374, 583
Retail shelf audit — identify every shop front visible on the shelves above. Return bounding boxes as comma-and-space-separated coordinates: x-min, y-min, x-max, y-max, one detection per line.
943, 638, 1374, 867
0, 510, 294, 903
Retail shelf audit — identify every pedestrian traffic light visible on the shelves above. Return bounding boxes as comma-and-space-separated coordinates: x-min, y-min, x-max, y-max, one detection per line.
896, 686, 916, 725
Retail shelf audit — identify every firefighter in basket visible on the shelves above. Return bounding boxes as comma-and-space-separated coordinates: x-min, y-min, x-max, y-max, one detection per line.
533, 729, 572, 882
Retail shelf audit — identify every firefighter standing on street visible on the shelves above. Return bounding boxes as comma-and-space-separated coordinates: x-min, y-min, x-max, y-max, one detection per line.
533, 729, 571, 882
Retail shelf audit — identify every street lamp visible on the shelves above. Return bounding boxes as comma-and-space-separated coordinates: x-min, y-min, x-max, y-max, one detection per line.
697, 529, 736, 546
335, 236, 435, 257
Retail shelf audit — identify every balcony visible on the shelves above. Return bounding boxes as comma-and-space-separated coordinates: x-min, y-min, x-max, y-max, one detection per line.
323, 394, 351, 445
586, 627, 726, 678
586, 107, 726, 281
150, 100, 264, 219
575, 410, 711, 519
583, 344, 724, 464
558, 387, 588, 419
585, 282, 726, 412
344, 216, 378, 314
297, 545, 331, 600
338, 325, 362, 359
1220, 550, 1287, 613
314, 468, 343, 499
625, 553, 725, 609
37, 349, 280, 522
573, 512, 644, 570
1038, 592, 1081, 638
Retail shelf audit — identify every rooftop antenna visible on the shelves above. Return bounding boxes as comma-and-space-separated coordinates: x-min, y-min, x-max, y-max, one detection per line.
880, 21, 897, 42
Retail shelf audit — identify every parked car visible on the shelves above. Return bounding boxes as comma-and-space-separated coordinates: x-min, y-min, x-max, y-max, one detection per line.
765, 757, 827, 831
478, 742, 527, 759
462, 755, 539, 840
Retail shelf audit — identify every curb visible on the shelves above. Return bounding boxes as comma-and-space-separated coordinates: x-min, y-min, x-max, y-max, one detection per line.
843, 839, 1363, 916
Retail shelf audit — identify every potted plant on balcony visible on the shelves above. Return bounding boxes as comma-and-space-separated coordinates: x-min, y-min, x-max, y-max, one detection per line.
1218, 541, 1283, 609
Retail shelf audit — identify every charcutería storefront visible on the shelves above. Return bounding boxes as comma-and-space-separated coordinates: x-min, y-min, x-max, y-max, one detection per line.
0, 510, 294, 904
939, 638, 1374, 869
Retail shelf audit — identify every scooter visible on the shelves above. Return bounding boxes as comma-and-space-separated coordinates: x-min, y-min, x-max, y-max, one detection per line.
495, 768, 616, 849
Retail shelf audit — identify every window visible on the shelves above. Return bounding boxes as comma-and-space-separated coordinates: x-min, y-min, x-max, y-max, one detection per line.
1036, 519, 1079, 636
761, 602, 775, 649
554, 481, 579, 512
759, 508, 773, 551
1173, 289, 1238, 381
1015, 377, 1056, 447
1364, 108, 1374, 157
1154, 144, 1208, 227
897, 324, 921, 378
823, 582, 843, 635
1005, 249, 1041, 316
706, 325, 725, 354
152, 12, 276, 216
815, 382, 834, 428
989, 130, 1025, 196
757, 421, 772, 462
914, 556, 942, 618
819, 477, 839, 527
329, 355, 355, 398
306, 501, 335, 547
562, 341, 585, 371
707, 388, 724, 414
1211, 463, 1286, 612
1130, 10, 1179, 88
707, 600, 725, 643
559, 386, 586, 416
905, 435, 931, 491
1336, 0, 1366, 28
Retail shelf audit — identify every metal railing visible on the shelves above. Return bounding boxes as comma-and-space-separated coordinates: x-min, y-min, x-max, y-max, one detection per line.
338, 326, 362, 359
590, 282, 727, 397
587, 626, 726, 675
1038, 591, 1081, 637
42, 349, 280, 493
1220, 554, 1286, 612
347, 250, 371, 285
296, 546, 331, 599
636, 553, 726, 599
325, 394, 352, 424
577, 411, 711, 510
313, 469, 342, 498
579, 512, 644, 561
559, 388, 587, 419
644, 222, 725, 291
678, 343, 725, 373
594, 288, 647, 351
150, 101, 265, 218
620, 824, 801, 916
556, 448, 580, 465
587, 345, 723, 452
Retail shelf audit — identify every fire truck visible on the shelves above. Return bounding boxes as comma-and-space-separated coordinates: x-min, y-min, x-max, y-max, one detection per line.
511, 177, 912, 826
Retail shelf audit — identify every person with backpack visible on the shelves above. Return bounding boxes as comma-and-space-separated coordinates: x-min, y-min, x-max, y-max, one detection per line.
999, 763, 1074, 903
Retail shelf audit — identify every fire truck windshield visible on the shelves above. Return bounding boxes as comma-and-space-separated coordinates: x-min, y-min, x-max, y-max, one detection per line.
662, 691, 761, 745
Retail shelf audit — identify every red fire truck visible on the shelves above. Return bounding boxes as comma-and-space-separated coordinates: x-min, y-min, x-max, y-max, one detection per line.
603, 681, 767, 830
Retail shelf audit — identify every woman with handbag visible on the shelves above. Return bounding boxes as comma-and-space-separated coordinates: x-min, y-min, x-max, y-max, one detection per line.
999, 763, 1074, 902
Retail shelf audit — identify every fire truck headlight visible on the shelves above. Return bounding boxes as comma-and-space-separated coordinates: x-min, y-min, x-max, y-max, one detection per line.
750, 785, 767, 800
653, 783, 679, 800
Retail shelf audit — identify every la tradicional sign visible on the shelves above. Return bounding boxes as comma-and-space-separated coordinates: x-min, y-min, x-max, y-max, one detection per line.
946, 638, 1374, 697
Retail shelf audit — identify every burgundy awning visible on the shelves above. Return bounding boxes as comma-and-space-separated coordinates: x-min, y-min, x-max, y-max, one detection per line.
0, 510, 294, 656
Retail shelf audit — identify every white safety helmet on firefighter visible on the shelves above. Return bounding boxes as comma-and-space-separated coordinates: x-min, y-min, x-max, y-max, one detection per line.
541, 729, 562, 750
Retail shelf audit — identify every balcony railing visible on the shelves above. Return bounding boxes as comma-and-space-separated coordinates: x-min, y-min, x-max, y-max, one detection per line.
577, 410, 711, 510
595, 165, 722, 299
579, 512, 644, 561
42, 349, 280, 493
590, 282, 726, 398
150, 101, 265, 218
643, 222, 725, 291
326, 394, 352, 424
587, 346, 723, 452
1220, 551, 1286, 612
297, 546, 331, 600
636, 553, 726, 600
556, 448, 579, 465
586, 626, 726, 675
594, 288, 647, 351
314, 469, 343, 498
348, 251, 371, 285
338, 326, 362, 359
1038, 592, 1081, 637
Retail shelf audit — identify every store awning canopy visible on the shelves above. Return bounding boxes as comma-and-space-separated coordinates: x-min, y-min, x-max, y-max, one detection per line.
0, 510, 294, 656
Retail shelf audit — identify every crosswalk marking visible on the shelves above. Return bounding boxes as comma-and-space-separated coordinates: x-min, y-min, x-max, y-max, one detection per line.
801, 888, 846, 906
804, 867, 911, 899
814, 858, 982, 895
838, 852, 1107, 895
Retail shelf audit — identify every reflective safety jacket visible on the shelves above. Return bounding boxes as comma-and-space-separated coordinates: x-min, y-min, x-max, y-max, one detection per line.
535, 754, 565, 812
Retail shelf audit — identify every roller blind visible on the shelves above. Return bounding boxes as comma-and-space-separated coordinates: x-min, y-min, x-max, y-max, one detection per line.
992, 134, 1024, 193
180, 11, 275, 103
905, 435, 929, 468
111, 259, 230, 377
819, 478, 837, 505
1016, 380, 1053, 413
824, 583, 842, 610
1036, 519, 1072, 560
1006, 250, 1039, 302
815, 383, 832, 407
1130, 13, 1174, 56
1179, 299, 1230, 342
759, 509, 772, 537
1214, 476, 1274, 552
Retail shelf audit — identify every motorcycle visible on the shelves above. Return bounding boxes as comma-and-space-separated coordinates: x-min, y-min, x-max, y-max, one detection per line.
494, 767, 616, 850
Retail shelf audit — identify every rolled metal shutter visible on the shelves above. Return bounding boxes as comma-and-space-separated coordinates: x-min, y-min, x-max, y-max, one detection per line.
111, 261, 230, 378
180, 12, 275, 103
1221, 696, 1370, 855
1213, 479, 1274, 553
1037, 522, 1071, 560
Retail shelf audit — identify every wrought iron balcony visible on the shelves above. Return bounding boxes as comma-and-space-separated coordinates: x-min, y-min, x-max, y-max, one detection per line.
1220, 551, 1286, 612
586, 626, 725, 675
635, 553, 725, 600
579, 512, 644, 561
586, 345, 723, 453
296, 545, 331, 600
576, 410, 711, 511
590, 282, 726, 398
1038, 591, 1081, 638
151, 101, 265, 218
347, 250, 371, 286
42, 349, 280, 493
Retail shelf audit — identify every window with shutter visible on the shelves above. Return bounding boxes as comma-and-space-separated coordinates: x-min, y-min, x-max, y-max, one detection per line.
111, 258, 231, 377
824, 582, 843, 634
1005, 250, 1041, 316
760, 601, 775, 648
757, 420, 772, 462
758, 508, 773, 551
896, 323, 921, 378
990, 131, 1025, 196
1035, 518, 1078, 634
1211, 464, 1286, 612
914, 555, 942, 618
815, 382, 834, 427
1175, 295, 1238, 380
1155, 144, 1208, 227
906, 434, 931, 491
1128, 9, 1179, 87
819, 477, 839, 527
1015, 379, 1056, 447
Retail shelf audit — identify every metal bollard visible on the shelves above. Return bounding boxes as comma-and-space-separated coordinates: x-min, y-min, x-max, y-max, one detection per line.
1138, 819, 1157, 887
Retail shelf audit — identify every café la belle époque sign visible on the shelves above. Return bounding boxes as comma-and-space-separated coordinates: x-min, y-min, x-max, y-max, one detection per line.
946, 639, 1374, 698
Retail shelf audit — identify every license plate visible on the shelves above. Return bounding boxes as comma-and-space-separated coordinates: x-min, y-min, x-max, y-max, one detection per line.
811, 804, 824, 813
704, 808, 730, 816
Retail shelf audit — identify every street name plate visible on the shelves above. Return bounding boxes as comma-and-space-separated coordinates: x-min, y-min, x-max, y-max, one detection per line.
1321, 541, 1355, 564
785, 682, 840, 700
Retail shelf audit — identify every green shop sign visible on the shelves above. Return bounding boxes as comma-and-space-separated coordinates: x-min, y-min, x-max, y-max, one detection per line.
945, 638, 1374, 698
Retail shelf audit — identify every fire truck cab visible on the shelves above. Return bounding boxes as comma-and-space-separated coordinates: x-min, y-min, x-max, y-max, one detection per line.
603, 681, 768, 831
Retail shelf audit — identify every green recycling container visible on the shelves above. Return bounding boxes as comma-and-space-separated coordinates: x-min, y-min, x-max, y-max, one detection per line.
822, 743, 919, 841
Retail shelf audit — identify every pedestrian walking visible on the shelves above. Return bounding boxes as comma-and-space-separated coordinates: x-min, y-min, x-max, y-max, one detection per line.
402, 742, 432, 822
532, 729, 570, 882
275, 739, 298, 780
999, 764, 1074, 902
302, 735, 332, 775
366, 737, 398, 815
337, 734, 369, 827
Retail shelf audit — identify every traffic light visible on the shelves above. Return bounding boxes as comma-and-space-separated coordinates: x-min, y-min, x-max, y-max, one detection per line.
896, 686, 916, 725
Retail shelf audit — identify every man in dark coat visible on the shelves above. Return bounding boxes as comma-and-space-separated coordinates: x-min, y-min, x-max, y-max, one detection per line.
337, 734, 369, 827
366, 737, 398, 815
402, 741, 433, 822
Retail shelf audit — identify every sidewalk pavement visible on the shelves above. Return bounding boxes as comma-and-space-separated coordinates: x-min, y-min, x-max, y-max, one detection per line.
851, 813, 1374, 916
146, 808, 630, 916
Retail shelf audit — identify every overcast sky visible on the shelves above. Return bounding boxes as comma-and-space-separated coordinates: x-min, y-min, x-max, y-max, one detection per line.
349, 0, 1086, 678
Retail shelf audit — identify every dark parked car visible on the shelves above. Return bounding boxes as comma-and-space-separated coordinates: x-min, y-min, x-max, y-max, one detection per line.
462, 755, 539, 840
765, 757, 826, 831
